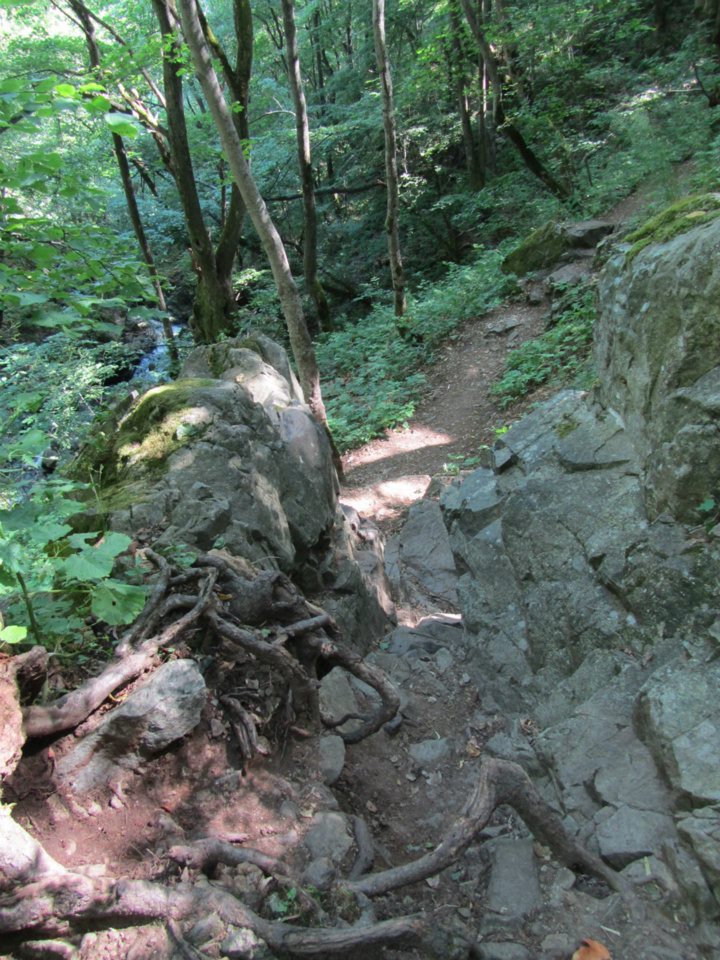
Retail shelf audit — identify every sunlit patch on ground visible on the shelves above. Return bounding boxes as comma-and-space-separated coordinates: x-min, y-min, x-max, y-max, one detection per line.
341, 473, 432, 525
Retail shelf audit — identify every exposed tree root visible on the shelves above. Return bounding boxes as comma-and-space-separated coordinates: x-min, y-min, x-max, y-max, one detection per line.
2, 547, 645, 956
348, 757, 632, 900
167, 837, 289, 877
22, 568, 217, 739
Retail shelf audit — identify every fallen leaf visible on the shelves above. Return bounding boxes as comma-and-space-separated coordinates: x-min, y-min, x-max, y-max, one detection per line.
572, 938, 611, 960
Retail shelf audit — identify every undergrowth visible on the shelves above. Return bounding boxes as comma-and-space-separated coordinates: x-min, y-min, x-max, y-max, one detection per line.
317, 247, 516, 450
491, 284, 597, 407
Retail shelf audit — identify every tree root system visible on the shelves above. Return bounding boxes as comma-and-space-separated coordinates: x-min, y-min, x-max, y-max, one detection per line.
1, 547, 644, 958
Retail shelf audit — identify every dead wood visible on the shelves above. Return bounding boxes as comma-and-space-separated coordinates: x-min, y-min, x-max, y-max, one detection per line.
22, 570, 217, 739
1, 864, 425, 956
348, 756, 632, 899
12, 647, 49, 699
114, 548, 173, 657
220, 695, 260, 769
349, 815, 375, 879
1, 660, 26, 783
167, 837, 288, 876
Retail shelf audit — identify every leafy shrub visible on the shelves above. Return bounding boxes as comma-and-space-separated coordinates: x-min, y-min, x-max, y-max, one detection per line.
491, 283, 597, 406
0, 479, 147, 656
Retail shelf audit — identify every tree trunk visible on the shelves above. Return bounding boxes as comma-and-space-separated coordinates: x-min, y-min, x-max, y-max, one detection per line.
152, 0, 234, 344
449, 0, 484, 190
460, 0, 570, 201
177, 0, 327, 425
282, 0, 331, 334
372, 0, 406, 318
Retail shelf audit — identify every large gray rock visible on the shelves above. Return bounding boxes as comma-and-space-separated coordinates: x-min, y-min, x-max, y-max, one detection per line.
73, 337, 391, 651
303, 811, 353, 863
387, 500, 458, 605
596, 214, 720, 521
484, 838, 541, 923
439, 376, 720, 914
636, 660, 720, 804
57, 660, 206, 792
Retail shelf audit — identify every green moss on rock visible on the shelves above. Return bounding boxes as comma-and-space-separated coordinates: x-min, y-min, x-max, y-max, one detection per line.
501, 222, 570, 276
71, 378, 217, 487
625, 194, 720, 262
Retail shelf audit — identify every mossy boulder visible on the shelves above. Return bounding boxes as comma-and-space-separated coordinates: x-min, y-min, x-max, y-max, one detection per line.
502, 219, 614, 276
72, 379, 219, 489
623, 193, 720, 262
502, 222, 569, 276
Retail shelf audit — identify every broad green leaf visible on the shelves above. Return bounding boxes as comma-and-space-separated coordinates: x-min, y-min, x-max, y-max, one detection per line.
0, 540, 23, 575
35, 78, 57, 94
67, 532, 100, 548
96, 532, 133, 558
28, 522, 73, 546
87, 95, 112, 113
54, 83, 77, 98
8, 291, 49, 307
0, 78, 24, 94
0, 625, 27, 644
1, 429, 48, 461
91, 579, 147, 625
104, 113, 139, 139
62, 550, 114, 581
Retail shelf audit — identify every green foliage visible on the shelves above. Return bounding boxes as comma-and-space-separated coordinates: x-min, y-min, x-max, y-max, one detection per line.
491, 284, 597, 407
318, 246, 514, 450
0, 334, 132, 512
0, 480, 147, 654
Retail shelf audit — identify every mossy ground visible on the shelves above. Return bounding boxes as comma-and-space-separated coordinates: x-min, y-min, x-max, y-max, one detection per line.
624, 193, 720, 261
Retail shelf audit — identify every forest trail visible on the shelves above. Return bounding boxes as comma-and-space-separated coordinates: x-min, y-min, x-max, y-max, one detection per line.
340, 295, 551, 529
340, 188, 647, 531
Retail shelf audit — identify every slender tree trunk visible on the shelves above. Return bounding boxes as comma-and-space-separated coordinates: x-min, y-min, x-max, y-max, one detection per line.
152, 0, 233, 344
282, 0, 331, 335
67, 0, 177, 363
177, 0, 327, 425
460, 0, 570, 200
449, 1, 484, 190
372, 0, 406, 318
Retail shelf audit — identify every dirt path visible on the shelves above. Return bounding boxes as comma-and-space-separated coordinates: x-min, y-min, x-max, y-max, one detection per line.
340, 297, 550, 529
340, 185, 651, 530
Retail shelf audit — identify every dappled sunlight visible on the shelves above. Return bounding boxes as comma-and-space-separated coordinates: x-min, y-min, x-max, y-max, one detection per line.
341, 473, 432, 523
343, 424, 454, 473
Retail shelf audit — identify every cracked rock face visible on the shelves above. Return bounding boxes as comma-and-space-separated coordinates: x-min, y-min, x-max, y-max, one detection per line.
596, 216, 720, 522
439, 386, 720, 922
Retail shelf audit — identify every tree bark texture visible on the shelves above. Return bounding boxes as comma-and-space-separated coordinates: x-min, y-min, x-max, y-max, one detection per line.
67, 0, 178, 363
177, 0, 327, 424
373, 0, 407, 318
152, 0, 233, 344
449, 0, 485, 189
282, 0, 331, 334
460, 0, 570, 200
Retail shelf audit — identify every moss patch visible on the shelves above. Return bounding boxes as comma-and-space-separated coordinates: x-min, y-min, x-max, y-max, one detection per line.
501, 222, 570, 276
71, 378, 217, 487
625, 193, 720, 262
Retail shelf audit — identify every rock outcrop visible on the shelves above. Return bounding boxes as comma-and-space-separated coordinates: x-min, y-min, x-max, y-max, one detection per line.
596, 213, 720, 521
72, 333, 392, 651
423, 209, 720, 937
